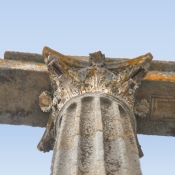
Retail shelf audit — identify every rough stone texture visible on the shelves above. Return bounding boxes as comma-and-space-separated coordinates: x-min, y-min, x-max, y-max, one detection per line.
36, 47, 153, 174
0, 49, 175, 139
51, 93, 142, 175
0, 58, 51, 127
4, 51, 45, 63
37, 47, 152, 153
136, 79, 175, 136
2, 47, 175, 174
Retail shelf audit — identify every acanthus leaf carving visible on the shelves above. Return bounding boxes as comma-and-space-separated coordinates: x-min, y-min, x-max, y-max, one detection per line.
38, 46, 153, 155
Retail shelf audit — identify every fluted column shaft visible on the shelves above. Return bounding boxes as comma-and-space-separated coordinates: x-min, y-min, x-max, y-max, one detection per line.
51, 93, 142, 175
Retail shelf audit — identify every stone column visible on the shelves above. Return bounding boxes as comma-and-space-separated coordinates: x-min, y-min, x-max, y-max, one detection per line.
51, 93, 142, 175
37, 47, 153, 175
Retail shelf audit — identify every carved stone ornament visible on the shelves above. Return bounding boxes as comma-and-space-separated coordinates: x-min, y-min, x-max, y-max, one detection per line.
38, 46, 153, 175
134, 99, 150, 118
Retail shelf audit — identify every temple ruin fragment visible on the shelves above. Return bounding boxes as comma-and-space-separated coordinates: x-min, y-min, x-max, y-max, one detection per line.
1, 47, 175, 174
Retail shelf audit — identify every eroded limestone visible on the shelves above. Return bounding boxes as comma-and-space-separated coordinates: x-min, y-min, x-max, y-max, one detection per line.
38, 47, 152, 174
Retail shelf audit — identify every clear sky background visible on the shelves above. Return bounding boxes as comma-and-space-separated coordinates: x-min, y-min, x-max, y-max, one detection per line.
0, 1, 175, 175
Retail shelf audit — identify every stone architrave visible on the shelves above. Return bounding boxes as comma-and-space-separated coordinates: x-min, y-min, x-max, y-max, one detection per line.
37, 47, 153, 175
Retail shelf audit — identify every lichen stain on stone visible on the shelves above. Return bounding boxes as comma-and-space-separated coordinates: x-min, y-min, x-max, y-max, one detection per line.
145, 72, 175, 82
126, 53, 153, 66
0, 59, 47, 72
43, 46, 81, 67
152, 63, 166, 71
88, 67, 97, 77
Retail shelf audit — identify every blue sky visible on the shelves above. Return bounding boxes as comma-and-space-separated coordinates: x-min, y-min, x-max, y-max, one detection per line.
0, 1, 175, 175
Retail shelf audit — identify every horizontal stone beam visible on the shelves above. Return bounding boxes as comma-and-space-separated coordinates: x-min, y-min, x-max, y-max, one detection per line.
4, 51, 45, 63
136, 72, 175, 136
0, 57, 51, 127
0, 51, 175, 137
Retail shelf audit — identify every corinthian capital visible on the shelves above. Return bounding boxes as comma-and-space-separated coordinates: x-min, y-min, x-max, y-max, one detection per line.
38, 46, 153, 153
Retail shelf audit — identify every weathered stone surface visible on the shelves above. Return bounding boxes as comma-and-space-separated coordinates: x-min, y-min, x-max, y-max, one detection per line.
38, 47, 152, 175
51, 93, 142, 175
136, 78, 175, 136
0, 49, 175, 139
0, 58, 51, 127
2, 48, 175, 174
4, 51, 44, 63
37, 47, 152, 153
